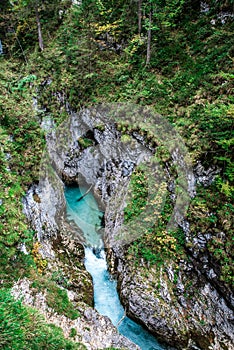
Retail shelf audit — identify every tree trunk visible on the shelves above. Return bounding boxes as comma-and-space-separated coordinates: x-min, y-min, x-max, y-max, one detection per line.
15, 33, 28, 64
146, 9, 152, 65
138, 0, 142, 35
35, 3, 44, 51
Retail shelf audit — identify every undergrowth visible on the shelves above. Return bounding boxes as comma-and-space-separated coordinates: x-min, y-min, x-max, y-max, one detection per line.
0, 289, 84, 350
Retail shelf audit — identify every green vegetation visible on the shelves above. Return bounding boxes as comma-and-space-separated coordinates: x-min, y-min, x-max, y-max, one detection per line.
78, 137, 94, 149
69, 328, 77, 339
31, 276, 80, 320
0, 61, 45, 282
127, 194, 186, 267
124, 166, 148, 222
125, 166, 185, 267
189, 185, 234, 284
0, 288, 84, 350
0, 0, 233, 346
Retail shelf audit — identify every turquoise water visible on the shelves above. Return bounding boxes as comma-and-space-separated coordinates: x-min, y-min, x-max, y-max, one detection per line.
65, 185, 166, 350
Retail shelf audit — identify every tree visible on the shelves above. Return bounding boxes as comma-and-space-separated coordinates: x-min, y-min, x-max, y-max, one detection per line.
138, 0, 143, 34
8, 0, 72, 54
35, 1, 44, 51
10, 0, 44, 51
146, 8, 152, 65
0, 0, 12, 50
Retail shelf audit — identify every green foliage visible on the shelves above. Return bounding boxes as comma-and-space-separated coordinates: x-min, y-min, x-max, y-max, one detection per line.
127, 193, 186, 267
2, 0, 73, 56
78, 137, 94, 149
31, 278, 80, 320
0, 60, 45, 283
188, 185, 234, 285
124, 166, 148, 222
0, 288, 84, 349
128, 226, 185, 267
0, 0, 233, 319
0, 251, 36, 289
69, 328, 77, 338
11, 74, 37, 91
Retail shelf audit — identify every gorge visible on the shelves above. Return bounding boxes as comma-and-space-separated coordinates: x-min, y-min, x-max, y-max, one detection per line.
1, 3, 233, 348
21, 106, 233, 349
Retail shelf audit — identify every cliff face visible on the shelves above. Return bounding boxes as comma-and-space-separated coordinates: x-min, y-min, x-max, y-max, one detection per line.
23, 107, 234, 350
104, 160, 234, 349
108, 246, 234, 350
104, 159, 234, 350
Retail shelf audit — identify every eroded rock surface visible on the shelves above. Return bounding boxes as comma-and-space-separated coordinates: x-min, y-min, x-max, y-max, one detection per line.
108, 247, 234, 350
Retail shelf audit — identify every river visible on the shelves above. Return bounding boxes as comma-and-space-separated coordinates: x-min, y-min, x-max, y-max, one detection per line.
65, 184, 166, 350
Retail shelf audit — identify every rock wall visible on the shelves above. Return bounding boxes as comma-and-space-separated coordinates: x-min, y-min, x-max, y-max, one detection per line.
108, 246, 234, 350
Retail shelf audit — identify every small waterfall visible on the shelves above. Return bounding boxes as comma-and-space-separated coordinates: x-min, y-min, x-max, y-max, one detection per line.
65, 185, 165, 350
